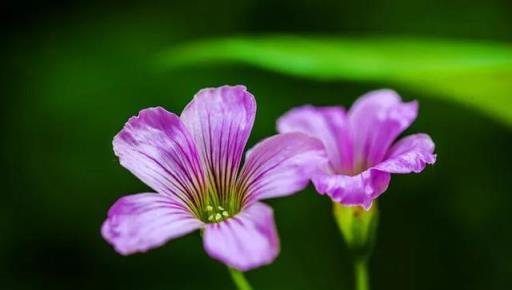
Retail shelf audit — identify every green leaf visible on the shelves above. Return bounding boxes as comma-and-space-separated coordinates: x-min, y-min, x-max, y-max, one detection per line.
158, 35, 512, 127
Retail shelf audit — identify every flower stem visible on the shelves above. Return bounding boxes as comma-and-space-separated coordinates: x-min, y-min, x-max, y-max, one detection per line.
228, 268, 254, 290
354, 258, 369, 290
332, 202, 378, 290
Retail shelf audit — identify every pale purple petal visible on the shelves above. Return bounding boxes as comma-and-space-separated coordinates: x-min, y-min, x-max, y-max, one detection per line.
180, 85, 256, 199
374, 133, 436, 174
239, 132, 326, 204
277, 105, 354, 173
101, 193, 203, 255
349, 90, 418, 169
312, 168, 391, 210
202, 202, 279, 271
113, 107, 206, 209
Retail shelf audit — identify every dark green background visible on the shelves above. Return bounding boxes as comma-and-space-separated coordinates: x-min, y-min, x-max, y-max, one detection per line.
2, 1, 511, 289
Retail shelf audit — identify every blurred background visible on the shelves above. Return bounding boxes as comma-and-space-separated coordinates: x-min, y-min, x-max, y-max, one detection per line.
2, 1, 511, 290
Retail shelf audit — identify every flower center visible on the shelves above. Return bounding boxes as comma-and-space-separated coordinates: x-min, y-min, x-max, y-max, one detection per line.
192, 182, 245, 223
333, 163, 365, 176
350, 161, 367, 176
205, 204, 230, 223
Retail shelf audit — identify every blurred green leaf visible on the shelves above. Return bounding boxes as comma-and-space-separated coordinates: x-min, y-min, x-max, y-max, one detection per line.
159, 35, 512, 127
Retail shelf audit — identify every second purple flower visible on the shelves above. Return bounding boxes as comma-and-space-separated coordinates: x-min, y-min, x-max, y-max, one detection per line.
278, 89, 436, 209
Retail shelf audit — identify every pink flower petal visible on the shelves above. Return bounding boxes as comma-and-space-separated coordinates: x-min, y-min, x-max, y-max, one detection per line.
203, 202, 279, 271
275, 90, 435, 209
101, 193, 203, 255
277, 105, 354, 174
375, 133, 436, 174
312, 168, 391, 210
180, 85, 256, 198
349, 90, 418, 168
239, 132, 326, 204
311, 134, 435, 209
113, 107, 206, 208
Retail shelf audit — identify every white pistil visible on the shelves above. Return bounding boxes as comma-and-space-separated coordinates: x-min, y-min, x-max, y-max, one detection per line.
218, 206, 224, 211
222, 211, 229, 217
206, 205, 213, 211
215, 213, 222, 221
208, 215, 214, 221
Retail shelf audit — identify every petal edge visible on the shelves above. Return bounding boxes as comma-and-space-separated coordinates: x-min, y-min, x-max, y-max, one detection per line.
312, 169, 391, 209
239, 132, 326, 204
113, 107, 206, 208
101, 193, 203, 255
277, 105, 353, 173
202, 202, 279, 271
180, 85, 257, 200
349, 90, 418, 167
374, 133, 436, 174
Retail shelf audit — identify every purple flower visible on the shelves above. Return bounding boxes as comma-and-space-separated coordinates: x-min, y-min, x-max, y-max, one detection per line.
277, 89, 436, 209
101, 85, 324, 271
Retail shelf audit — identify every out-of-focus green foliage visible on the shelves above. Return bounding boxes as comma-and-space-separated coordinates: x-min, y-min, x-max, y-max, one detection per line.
160, 36, 512, 127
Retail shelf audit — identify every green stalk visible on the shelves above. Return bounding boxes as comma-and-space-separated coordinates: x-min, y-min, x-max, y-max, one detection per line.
228, 268, 254, 290
354, 258, 369, 290
333, 202, 378, 290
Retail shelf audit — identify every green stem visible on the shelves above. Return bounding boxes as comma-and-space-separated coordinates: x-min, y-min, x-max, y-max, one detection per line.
354, 258, 369, 290
228, 268, 254, 290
